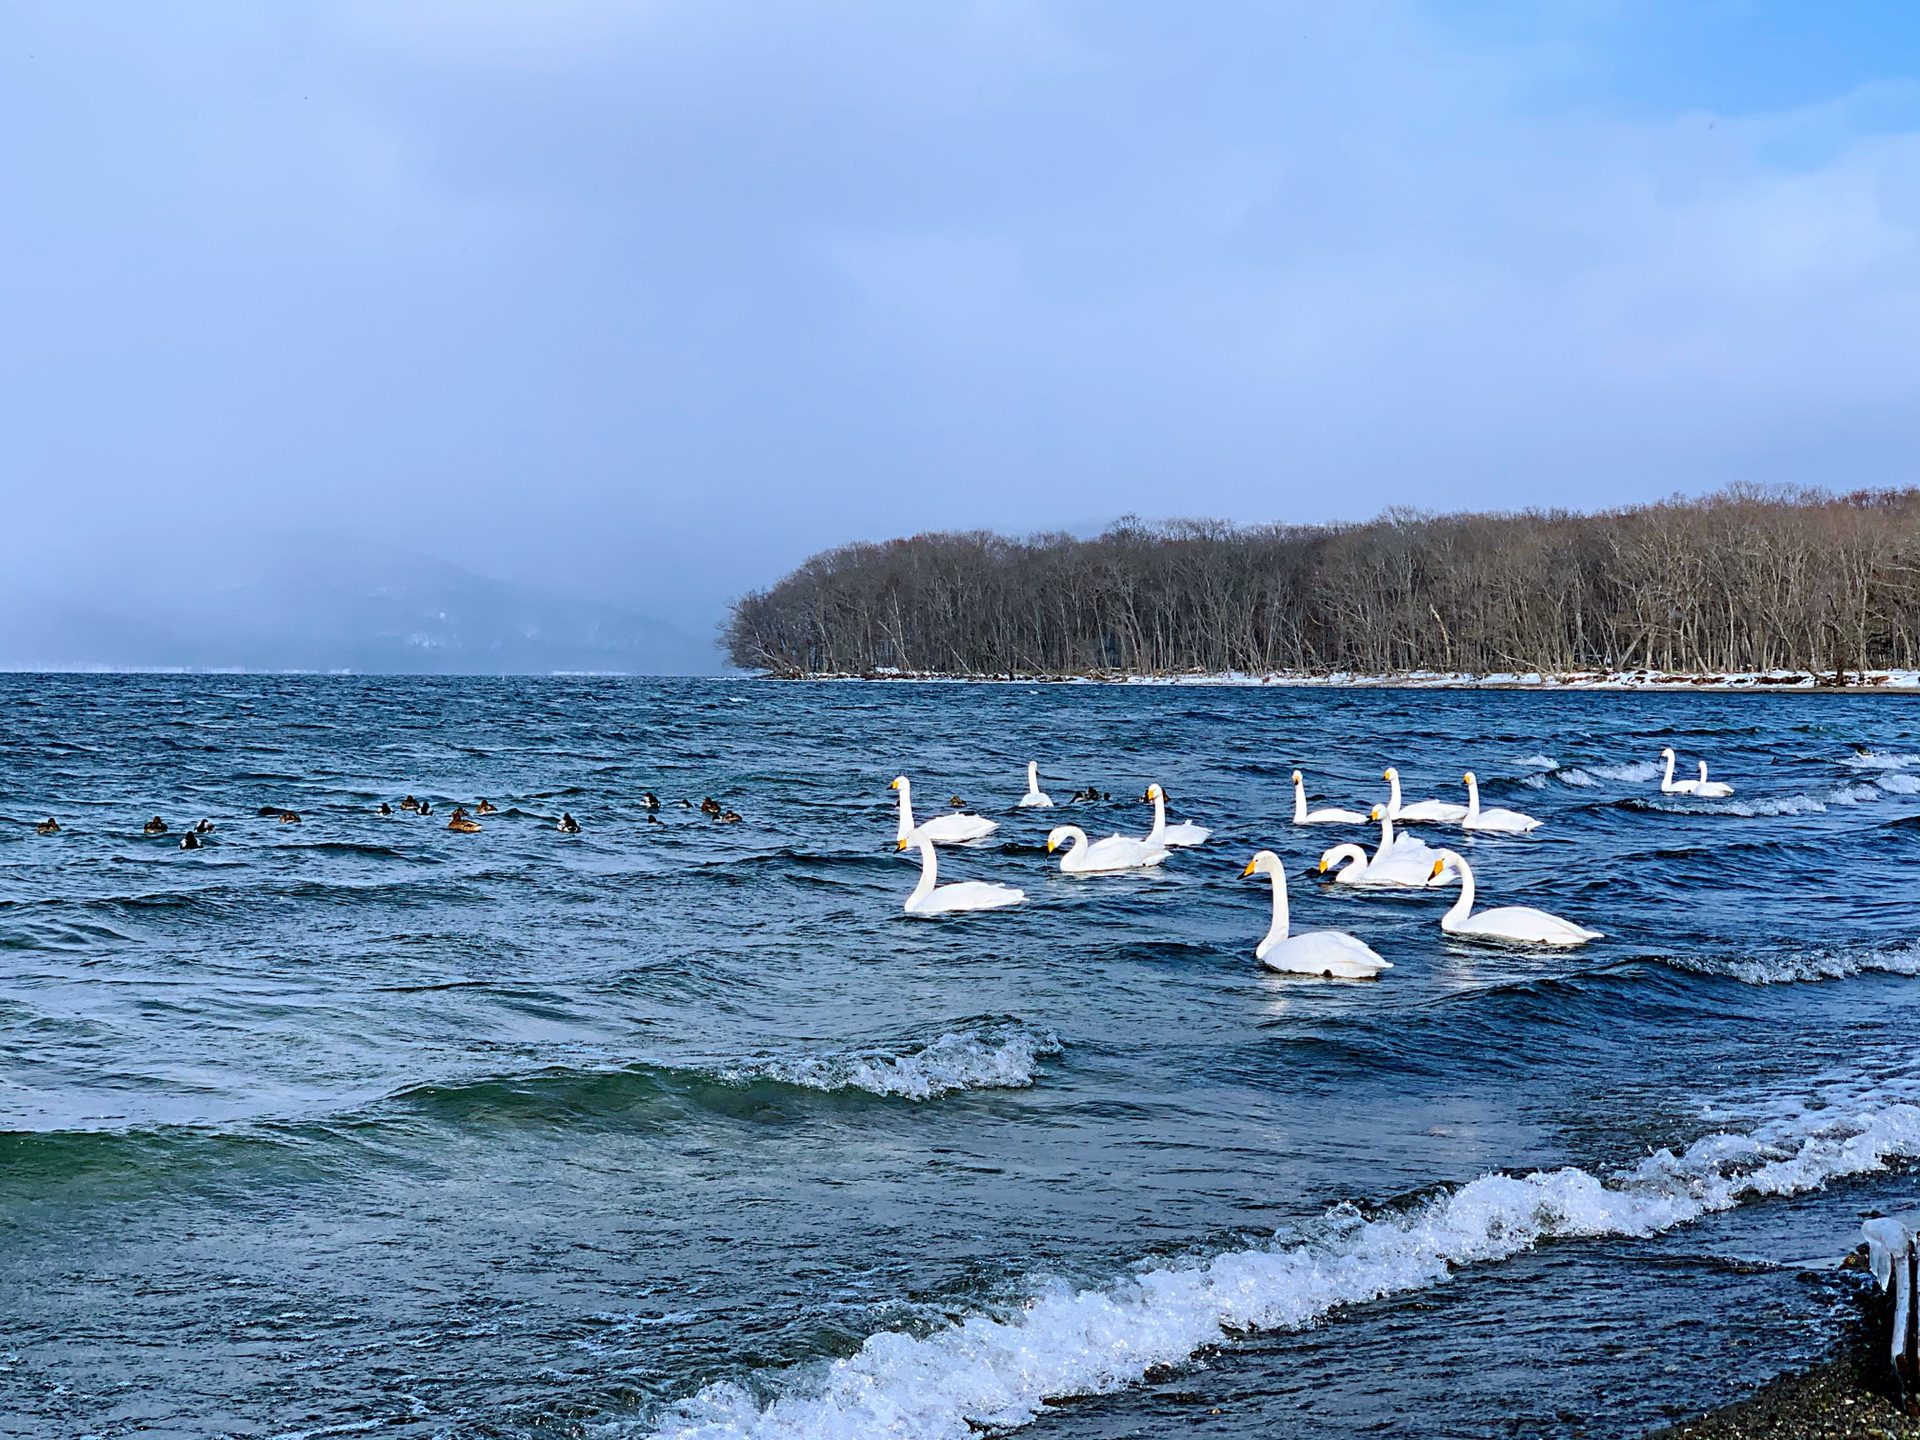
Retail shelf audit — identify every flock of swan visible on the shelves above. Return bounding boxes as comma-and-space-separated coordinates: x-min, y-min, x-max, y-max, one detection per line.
887, 750, 1732, 978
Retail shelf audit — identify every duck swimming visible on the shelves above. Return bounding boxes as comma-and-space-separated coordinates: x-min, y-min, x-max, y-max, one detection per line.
719, 809, 743, 823
642, 793, 661, 811
193, 819, 215, 834
558, 813, 581, 834
419, 802, 433, 816
378, 802, 393, 815
35, 818, 59, 834
700, 797, 722, 817
447, 814, 482, 833
278, 810, 301, 824
475, 800, 498, 815
143, 817, 168, 835
400, 796, 420, 812
179, 833, 201, 850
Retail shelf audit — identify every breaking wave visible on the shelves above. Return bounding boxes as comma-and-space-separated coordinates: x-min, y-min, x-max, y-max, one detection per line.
1672, 941, 1920, 986
1844, 751, 1920, 771
637, 1093, 1920, 1440
713, 1022, 1060, 1101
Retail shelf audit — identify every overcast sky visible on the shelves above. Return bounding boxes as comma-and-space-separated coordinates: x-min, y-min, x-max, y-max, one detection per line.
3, 1, 1917, 642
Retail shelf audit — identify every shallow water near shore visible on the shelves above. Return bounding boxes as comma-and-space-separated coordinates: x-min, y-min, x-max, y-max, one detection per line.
3, 675, 1920, 1439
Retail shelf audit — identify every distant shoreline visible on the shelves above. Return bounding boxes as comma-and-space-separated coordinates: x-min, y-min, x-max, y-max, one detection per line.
756, 667, 1920, 693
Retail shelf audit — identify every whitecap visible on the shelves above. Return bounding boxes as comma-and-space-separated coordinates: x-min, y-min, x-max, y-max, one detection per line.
1516, 756, 1558, 770
715, 1024, 1060, 1102
1556, 768, 1598, 788
1680, 941, 1920, 986
1878, 773, 1920, 795
635, 1095, 1920, 1440
1586, 760, 1662, 783
1843, 751, 1920, 771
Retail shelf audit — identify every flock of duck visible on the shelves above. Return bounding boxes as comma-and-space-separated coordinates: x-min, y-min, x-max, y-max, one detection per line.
890, 748, 1736, 978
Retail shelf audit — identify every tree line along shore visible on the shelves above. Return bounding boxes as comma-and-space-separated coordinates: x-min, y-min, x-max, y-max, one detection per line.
723, 487, 1920, 682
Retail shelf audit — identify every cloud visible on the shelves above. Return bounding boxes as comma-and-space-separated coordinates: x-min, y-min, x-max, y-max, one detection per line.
0, 0, 1915, 657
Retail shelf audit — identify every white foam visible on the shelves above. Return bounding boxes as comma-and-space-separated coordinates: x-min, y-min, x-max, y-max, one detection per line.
1587, 760, 1662, 783
1878, 773, 1920, 795
1517, 756, 1558, 770
716, 1026, 1060, 1102
1684, 941, 1920, 986
1845, 751, 1920, 771
1555, 768, 1598, 787
636, 1095, 1920, 1440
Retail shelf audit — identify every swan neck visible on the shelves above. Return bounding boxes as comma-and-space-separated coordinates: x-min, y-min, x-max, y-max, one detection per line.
895, 782, 914, 840
1292, 775, 1307, 823
1148, 788, 1167, 840
909, 836, 937, 902
1444, 857, 1475, 927
1464, 775, 1479, 821
1374, 811, 1394, 861
1027, 761, 1038, 789
1266, 867, 1290, 945
1662, 752, 1675, 789
1387, 771, 1402, 815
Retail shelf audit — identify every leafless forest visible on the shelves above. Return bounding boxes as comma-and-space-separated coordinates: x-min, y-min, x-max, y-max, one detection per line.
724, 487, 1920, 679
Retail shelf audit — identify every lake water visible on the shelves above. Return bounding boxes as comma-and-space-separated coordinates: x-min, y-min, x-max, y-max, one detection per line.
3, 675, 1919, 1440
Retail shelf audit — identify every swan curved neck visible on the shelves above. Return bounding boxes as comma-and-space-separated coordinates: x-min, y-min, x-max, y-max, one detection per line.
1443, 857, 1475, 928
895, 782, 915, 840
1265, 867, 1290, 945
1292, 775, 1307, 823
908, 836, 937, 902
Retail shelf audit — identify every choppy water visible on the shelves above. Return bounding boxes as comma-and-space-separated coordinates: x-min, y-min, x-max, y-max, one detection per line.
4, 675, 1920, 1440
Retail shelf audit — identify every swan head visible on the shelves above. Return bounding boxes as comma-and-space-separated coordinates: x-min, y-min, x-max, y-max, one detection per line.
1143, 783, 1163, 802
889, 776, 906, 791
1660, 747, 1675, 760
1291, 770, 1302, 783
1383, 767, 1397, 781
1242, 850, 1281, 878
1463, 771, 1476, 785
1045, 825, 1078, 853
1369, 804, 1384, 820
1429, 850, 1466, 883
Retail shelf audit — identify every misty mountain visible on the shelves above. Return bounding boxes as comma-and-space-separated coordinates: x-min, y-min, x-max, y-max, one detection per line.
0, 544, 722, 675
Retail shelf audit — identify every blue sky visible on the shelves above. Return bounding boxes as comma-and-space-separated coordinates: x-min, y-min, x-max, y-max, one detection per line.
2, 2, 1917, 647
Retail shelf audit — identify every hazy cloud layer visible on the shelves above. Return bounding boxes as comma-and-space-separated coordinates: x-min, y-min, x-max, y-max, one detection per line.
2, 2, 1916, 668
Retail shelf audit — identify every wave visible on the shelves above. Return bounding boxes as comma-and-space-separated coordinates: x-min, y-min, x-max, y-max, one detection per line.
1843, 751, 1920, 771
712, 1023, 1060, 1101
637, 1093, 1920, 1440
1671, 940, 1920, 986
1584, 759, 1663, 783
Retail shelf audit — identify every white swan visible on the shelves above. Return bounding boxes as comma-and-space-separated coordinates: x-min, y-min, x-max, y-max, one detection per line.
1383, 767, 1468, 824
1293, 770, 1367, 825
1428, 848, 1601, 947
891, 776, 997, 844
1143, 784, 1210, 847
1461, 772, 1541, 833
1046, 824, 1169, 874
1242, 851, 1390, 978
897, 831, 1024, 914
1317, 809, 1441, 888
1659, 748, 1701, 794
1018, 761, 1054, 808
1693, 760, 1734, 798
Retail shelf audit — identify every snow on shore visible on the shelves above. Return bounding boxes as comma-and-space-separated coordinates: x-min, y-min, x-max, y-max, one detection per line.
787, 667, 1920, 690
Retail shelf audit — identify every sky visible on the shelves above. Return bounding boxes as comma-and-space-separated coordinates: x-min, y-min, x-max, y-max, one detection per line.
2, 1, 1918, 662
